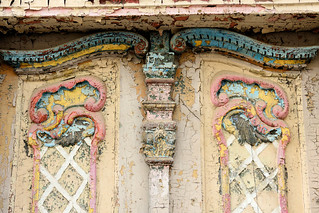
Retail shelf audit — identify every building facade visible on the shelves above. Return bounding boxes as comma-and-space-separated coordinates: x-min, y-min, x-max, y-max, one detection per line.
1, 1, 319, 212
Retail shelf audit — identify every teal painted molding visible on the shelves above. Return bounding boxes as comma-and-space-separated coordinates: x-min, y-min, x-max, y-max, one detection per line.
143, 31, 176, 79
0, 31, 149, 73
170, 28, 319, 70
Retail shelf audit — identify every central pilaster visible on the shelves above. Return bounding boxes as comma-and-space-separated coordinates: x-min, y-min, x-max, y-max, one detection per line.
141, 31, 177, 213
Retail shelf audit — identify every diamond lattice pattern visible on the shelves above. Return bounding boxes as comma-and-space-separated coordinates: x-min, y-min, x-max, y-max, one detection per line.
39, 138, 91, 213
227, 134, 280, 213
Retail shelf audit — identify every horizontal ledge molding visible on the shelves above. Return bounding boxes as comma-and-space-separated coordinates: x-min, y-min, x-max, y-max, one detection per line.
142, 101, 176, 111
145, 157, 174, 165
0, 31, 149, 73
170, 28, 319, 70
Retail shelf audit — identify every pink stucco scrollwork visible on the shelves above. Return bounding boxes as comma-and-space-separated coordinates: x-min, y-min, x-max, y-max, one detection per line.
28, 76, 106, 213
211, 72, 290, 213
29, 76, 107, 124
210, 73, 289, 120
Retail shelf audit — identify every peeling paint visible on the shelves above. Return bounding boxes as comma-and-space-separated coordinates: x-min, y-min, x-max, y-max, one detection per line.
141, 31, 177, 213
0, 12, 318, 212
211, 72, 290, 213
27, 76, 106, 213
0, 64, 18, 213
171, 28, 319, 70
301, 64, 319, 211
0, 31, 149, 73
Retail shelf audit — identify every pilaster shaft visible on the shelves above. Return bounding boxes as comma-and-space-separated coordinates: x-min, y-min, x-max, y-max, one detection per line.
149, 165, 170, 213
141, 31, 177, 213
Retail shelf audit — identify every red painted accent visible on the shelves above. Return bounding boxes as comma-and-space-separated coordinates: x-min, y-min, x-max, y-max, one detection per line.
134, 40, 148, 56
229, 22, 238, 28
222, 194, 231, 213
28, 109, 105, 213
150, 22, 162, 29
173, 16, 189, 21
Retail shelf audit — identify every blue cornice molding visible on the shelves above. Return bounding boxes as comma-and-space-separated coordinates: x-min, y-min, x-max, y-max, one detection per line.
170, 28, 319, 70
0, 31, 149, 74
1, 29, 318, 73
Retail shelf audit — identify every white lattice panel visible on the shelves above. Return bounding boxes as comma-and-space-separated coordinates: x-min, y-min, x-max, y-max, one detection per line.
38, 138, 91, 213
227, 134, 280, 213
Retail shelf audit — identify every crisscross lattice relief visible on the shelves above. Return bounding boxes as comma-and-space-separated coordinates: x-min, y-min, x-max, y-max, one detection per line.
227, 134, 280, 213
38, 139, 91, 213
211, 73, 291, 213
28, 76, 106, 212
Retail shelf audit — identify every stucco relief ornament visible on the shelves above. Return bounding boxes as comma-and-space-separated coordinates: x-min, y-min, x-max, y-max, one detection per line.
28, 76, 106, 213
211, 73, 290, 213
0, 31, 149, 74
142, 124, 176, 162
170, 28, 319, 70
140, 31, 177, 212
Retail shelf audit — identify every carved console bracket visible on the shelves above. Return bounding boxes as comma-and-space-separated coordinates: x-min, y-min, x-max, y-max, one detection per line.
28, 76, 106, 213
141, 31, 177, 213
171, 28, 319, 70
211, 73, 290, 213
0, 31, 149, 74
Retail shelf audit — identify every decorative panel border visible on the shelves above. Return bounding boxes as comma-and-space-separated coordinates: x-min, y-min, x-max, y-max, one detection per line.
0, 31, 149, 74
28, 76, 106, 213
171, 28, 319, 70
211, 73, 290, 213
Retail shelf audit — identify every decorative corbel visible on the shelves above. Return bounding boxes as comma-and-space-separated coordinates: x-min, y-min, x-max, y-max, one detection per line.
141, 31, 177, 213
170, 28, 319, 70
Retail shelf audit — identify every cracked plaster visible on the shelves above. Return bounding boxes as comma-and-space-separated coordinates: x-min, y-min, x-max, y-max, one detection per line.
117, 56, 149, 213
170, 52, 202, 213
301, 58, 319, 212
200, 53, 307, 213
1, 5, 319, 34
6, 57, 119, 213
1, 31, 319, 213
0, 64, 18, 213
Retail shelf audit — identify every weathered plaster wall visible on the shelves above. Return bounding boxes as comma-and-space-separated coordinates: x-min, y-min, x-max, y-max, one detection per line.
116, 53, 204, 212
3, 0, 319, 14
1, 13, 319, 35
302, 58, 319, 212
200, 53, 307, 213
2, 0, 319, 8
1, 5, 319, 35
0, 64, 18, 213
117, 56, 149, 212
170, 52, 203, 212
9, 57, 119, 212
1, 32, 318, 213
